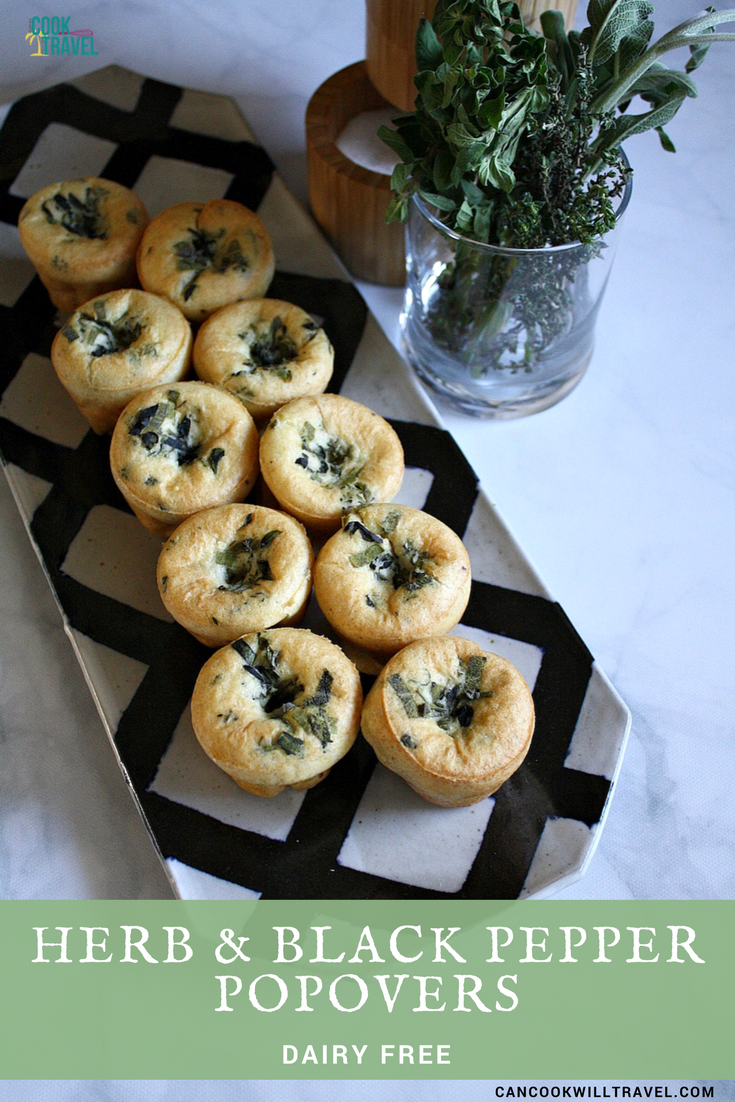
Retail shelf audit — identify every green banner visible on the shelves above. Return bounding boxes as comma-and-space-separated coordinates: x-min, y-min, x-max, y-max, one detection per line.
0, 900, 730, 1080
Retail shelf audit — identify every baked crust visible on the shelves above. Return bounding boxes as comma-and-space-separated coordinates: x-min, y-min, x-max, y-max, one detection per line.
110, 381, 259, 536
157, 503, 313, 646
313, 503, 471, 667
361, 636, 535, 807
17, 177, 148, 313
136, 200, 275, 322
193, 298, 334, 422
259, 394, 404, 532
191, 627, 363, 796
50, 289, 192, 433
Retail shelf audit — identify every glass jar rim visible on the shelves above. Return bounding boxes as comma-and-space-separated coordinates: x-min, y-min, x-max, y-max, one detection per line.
411, 156, 633, 257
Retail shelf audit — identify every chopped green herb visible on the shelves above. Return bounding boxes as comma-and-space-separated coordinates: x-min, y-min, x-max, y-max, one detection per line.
215, 529, 281, 592
388, 658, 494, 736
232, 316, 296, 382
401, 733, 419, 750
349, 542, 385, 569
388, 674, 419, 718
216, 237, 250, 274
128, 392, 201, 466
346, 518, 435, 595
304, 669, 333, 708
234, 636, 338, 755
294, 421, 368, 509
276, 731, 304, 756
207, 447, 225, 474
75, 299, 142, 358
174, 225, 249, 301
231, 638, 256, 664
41, 185, 107, 239
381, 511, 400, 535
304, 709, 333, 748
343, 516, 383, 544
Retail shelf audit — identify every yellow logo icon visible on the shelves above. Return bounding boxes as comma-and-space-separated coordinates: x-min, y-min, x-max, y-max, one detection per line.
25, 30, 47, 57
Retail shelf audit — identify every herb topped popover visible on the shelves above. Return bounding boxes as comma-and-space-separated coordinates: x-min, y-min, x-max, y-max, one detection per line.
193, 298, 333, 423
110, 380, 259, 536
259, 394, 404, 533
51, 289, 192, 433
18, 176, 148, 313
191, 627, 362, 797
313, 503, 471, 671
361, 635, 535, 807
136, 199, 275, 322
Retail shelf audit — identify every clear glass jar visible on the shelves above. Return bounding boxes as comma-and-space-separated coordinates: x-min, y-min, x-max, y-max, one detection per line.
400, 179, 632, 419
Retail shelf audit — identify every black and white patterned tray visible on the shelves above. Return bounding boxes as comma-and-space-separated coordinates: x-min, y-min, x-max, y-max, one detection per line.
0, 67, 630, 900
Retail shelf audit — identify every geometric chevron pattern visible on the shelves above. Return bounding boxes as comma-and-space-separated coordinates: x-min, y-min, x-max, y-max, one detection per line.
0, 69, 628, 899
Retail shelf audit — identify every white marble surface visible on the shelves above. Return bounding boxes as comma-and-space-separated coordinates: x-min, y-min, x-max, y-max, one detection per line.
1, 0, 733, 903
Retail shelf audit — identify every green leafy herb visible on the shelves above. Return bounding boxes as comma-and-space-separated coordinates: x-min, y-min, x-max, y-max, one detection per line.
214, 529, 281, 591
174, 224, 250, 301
232, 635, 336, 755
345, 515, 436, 594
276, 731, 304, 756
128, 390, 201, 466
41, 185, 108, 239
244, 316, 297, 374
72, 299, 143, 357
389, 656, 494, 736
382, 0, 735, 369
294, 422, 371, 508
207, 447, 225, 474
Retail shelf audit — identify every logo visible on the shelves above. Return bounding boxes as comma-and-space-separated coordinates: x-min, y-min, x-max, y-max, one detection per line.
26, 16, 98, 57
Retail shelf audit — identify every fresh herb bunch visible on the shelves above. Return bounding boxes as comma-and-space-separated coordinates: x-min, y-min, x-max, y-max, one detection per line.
382, 1, 735, 374
382, 0, 735, 249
